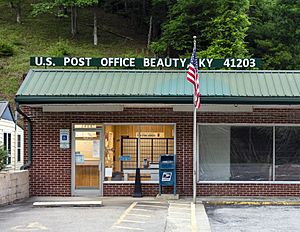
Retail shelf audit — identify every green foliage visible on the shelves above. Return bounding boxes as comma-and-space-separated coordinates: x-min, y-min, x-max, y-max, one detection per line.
0, 146, 7, 171
248, 0, 300, 69
200, 0, 250, 58
0, 40, 14, 57
150, 0, 218, 56
32, 0, 98, 16
48, 38, 73, 56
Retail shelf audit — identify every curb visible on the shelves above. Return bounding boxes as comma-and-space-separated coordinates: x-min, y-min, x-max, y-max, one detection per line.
201, 201, 300, 206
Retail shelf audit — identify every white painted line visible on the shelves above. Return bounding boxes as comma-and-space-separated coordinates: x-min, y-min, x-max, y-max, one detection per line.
122, 220, 146, 224
139, 201, 166, 204
167, 217, 190, 221
169, 207, 190, 211
168, 211, 190, 216
169, 203, 190, 207
131, 208, 152, 212
116, 202, 137, 225
11, 222, 48, 231
191, 203, 197, 232
113, 225, 144, 231
136, 204, 167, 208
127, 213, 151, 218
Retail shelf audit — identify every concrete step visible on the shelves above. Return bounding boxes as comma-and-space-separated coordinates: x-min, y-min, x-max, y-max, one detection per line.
156, 194, 179, 200
33, 201, 103, 207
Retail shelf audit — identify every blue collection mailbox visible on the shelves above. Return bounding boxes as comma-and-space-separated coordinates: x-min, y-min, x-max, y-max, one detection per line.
159, 154, 176, 195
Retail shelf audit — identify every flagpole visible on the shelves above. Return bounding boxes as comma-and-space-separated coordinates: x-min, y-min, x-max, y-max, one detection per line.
192, 35, 197, 204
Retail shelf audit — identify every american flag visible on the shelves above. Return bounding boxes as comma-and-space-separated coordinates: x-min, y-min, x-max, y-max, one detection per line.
186, 43, 200, 109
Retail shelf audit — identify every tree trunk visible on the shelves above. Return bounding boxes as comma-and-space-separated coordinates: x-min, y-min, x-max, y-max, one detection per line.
93, 6, 98, 46
147, 16, 152, 49
124, 0, 127, 13
71, 6, 78, 37
16, 2, 21, 24
71, 6, 75, 36
74, 7, 78, 34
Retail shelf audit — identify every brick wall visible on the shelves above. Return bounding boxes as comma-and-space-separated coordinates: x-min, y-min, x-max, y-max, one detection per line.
197, 183, 300, 196
22, 106, 300, 197
23, 107, 193, 197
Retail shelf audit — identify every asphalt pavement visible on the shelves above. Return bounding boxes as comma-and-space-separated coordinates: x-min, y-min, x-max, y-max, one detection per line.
0, 197, 204, 232
206, 204, 300, 232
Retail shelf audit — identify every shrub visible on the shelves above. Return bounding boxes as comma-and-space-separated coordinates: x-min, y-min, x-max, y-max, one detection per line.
48, 38, 73, 57
0, 146, 7, 171
0, 41, 14, 57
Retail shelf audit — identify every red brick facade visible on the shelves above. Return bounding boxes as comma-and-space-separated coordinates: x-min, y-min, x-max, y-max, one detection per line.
22, 106, 300, 197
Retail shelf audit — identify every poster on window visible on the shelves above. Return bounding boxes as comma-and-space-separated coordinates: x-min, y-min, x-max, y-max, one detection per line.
92, 140, 100, 158
162, 172, 172, 182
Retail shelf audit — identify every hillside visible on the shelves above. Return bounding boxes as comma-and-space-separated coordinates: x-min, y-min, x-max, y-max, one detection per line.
0, 2, 148, 103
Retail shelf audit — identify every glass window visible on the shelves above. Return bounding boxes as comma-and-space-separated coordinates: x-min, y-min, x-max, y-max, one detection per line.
230, 126, 273, 181
17, 135, 21, 162
3, 133, 12, 165
75, 130, 101, 189
199, 125, 273, 181
104, 125, 175, 182
275, 127, 300, 181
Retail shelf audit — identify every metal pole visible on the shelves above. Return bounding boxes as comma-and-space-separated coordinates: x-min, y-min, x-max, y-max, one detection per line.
192, 35, 197, 204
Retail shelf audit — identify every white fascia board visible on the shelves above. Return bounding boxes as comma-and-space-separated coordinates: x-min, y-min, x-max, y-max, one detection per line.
173, 104, 253, 112
43, 104, 124, 112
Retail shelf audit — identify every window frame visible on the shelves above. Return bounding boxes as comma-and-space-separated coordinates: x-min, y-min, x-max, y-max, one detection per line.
197, 123, 300, 184
3, 132, 12, 166
17, 134, 22, 163
103, 123, 176, 184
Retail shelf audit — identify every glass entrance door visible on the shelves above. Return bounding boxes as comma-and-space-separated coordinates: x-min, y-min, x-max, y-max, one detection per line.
73, 129, 103, 195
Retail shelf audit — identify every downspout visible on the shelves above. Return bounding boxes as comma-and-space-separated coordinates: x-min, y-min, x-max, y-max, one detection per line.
16, 103, 32, 170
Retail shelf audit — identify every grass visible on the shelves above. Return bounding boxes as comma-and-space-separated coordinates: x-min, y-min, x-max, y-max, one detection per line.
0, 2, 149, 104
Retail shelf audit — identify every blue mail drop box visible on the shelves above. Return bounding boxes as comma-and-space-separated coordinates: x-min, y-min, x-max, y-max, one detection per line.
159, 154, 176, 195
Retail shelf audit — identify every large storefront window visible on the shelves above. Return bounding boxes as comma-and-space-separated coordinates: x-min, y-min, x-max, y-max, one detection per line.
199, 125, 300, 182
275, 127, 300, 181
104, 124, 175, 182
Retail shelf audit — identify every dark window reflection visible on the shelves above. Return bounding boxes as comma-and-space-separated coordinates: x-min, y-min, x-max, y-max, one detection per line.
275, 127, 300, 181
230, 127, 273, 181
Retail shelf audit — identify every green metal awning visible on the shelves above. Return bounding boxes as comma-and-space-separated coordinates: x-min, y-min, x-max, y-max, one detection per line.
15, 69, 300, 105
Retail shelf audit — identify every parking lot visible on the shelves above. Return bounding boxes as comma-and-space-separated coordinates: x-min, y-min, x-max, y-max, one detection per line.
0, 198, 198, 232
206, 204, 300, 232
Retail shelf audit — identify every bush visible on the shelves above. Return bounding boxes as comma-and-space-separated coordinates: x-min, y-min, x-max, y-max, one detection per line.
48, 38, 73, 57
0, 41, 14, 57
0, 146, 7, 171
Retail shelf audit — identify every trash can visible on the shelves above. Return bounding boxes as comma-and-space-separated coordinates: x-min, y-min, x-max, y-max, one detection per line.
159, 154, 176, 195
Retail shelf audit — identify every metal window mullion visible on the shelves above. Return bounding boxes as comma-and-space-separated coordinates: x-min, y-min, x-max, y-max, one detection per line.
137, 126, 140, 168
151, 139, 153, 163
273, 126, 276, 181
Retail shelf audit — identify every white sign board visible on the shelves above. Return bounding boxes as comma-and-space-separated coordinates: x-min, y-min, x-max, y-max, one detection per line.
105, 168, 113, 177
60, 129, 70, 149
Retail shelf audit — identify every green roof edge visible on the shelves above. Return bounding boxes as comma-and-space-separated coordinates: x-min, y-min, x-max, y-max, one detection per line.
15, 95, 300, 105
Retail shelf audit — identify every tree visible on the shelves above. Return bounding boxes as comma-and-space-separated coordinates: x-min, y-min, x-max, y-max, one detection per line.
150, 0, 218, 57
200, 0, 251, 58
32, 0, 98, 38
247, 0, 300, 69
0, 146, 7, 171
0, 0, 22, 23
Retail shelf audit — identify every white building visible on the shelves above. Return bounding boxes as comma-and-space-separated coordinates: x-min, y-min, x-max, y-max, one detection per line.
0, 101, 24, 170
